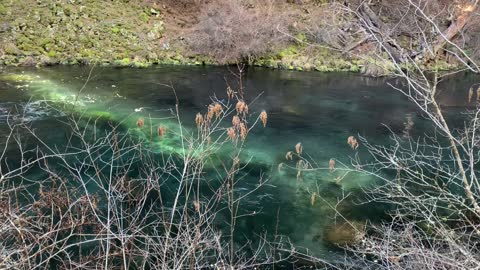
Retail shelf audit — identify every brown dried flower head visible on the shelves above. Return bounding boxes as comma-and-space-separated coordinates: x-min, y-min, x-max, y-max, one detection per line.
158, 126, 167, 137
285, 151, 293, 160
260, 110, 267, 128
329, 158, 335, 172
347, 136, 358, 150
295, 142, 303, 155
227, 86, 235, 100
310, 192, 316, 206
136, 118, 145, 128
239, 122, 248, 140
232, 115, 241, 127
236, 100, 248, 115
195, 113, 204, 128
227, 127, 236, 140
207, 104, 215, 120
213, 103, 223, 119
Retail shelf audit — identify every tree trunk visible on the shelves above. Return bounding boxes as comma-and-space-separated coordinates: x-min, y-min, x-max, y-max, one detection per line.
358, 3, 404, 62
426, 1, 478, 60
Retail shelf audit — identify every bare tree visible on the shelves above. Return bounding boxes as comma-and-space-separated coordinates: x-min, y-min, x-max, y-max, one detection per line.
274, 1, 480, 268
329, 1, 480, 269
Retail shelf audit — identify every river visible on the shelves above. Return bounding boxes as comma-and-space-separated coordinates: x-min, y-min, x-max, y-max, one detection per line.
0, 65, 475, 264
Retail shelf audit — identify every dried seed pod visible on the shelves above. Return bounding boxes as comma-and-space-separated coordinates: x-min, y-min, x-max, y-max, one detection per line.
469, 87, 474, 103
227, 86, 234, 99
347, 136, 358, 150
310, 192, 316, 206
329, 158, 335, 172
195, 113, 203, 128
136, 118, 145, 128
260, 110, 267, 128
239, 122, 247, 140
236, 100, 248, 114
232, 115, 240, 127
285, 151, 293, 160
213, 103, 223, 119
158, 126, 167, 137
295, 142, 303, 155
207, 104, 215, 120
227, 127, 236, 140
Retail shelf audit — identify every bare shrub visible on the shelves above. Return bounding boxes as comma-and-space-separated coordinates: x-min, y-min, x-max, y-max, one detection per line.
332, 1, 480, 269
187, 0, 289, 64
274, 1, 480, 268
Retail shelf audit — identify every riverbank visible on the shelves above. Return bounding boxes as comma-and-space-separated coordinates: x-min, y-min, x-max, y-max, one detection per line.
0, 0, 468, 74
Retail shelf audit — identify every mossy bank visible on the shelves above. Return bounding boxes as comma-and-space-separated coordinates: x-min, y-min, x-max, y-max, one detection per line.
0, 0, 461, 74
0, 0, 197, 67
0, 0, 367, 72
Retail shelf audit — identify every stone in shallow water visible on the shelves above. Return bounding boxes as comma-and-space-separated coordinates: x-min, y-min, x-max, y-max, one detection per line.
324, 221, 365, 246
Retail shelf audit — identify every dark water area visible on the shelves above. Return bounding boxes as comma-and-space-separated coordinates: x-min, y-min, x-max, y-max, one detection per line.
0, 65, 477, 260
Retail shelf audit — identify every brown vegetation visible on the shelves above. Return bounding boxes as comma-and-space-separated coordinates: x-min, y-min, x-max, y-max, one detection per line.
260, 110, 268, 128
185, 0, 289, 63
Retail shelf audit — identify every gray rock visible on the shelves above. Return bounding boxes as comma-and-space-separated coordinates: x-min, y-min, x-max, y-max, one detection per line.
19, 56, 37, 67
0, 23, 11, 33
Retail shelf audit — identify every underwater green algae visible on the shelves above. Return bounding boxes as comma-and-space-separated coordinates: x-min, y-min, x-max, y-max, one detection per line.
0, 71, 239, 161
1, 69, 383, 189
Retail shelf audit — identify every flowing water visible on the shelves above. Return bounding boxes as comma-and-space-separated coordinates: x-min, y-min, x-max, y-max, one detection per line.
0, 66, 475, 261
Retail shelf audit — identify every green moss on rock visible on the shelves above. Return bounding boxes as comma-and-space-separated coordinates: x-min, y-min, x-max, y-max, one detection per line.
0, 0, 166, 67
0, 4, 7, 15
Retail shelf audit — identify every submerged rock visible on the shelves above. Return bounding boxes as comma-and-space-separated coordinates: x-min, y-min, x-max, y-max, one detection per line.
324, 221, 365, 246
